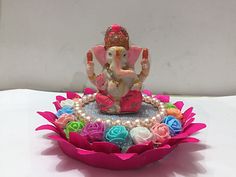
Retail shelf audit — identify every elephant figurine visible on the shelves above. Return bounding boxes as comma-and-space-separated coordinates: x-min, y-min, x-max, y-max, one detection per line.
86, 24, 150, 114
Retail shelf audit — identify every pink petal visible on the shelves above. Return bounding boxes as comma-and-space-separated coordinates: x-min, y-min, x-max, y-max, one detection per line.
53, 101, 61, 111
113, 153, 137, 160
183, 123, 207, 136
156, 144, 171, 149
189, 112, 196, 119
174, 101, 184, 110
127, 141, 154, 154
179, 137, 200, 144
48, 135, 68, 143
164, 133, 188, 146
58, 140, 175, 170
183, 118, 195, 130
66, 91, 81, 99
35, 124, 60, 134
183, 107, 194, 122
69, 132, 92, 150
91, 142, 121, 153
56, 96, 66, 102
171, 133, 188, 140
154, 94, 170, 103
142, 89, 152, 96
83, 87, 96, 95
37, 111, 57, 123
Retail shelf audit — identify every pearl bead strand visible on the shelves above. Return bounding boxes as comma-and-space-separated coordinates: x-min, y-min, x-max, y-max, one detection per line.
73, 93, 166, 129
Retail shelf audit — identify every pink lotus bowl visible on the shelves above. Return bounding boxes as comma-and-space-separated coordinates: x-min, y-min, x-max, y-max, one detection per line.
36, 89, 206, 170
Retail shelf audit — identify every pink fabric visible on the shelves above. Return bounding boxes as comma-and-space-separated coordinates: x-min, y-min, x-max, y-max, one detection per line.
96, 90, 142, 113
120, 90, 142, 113
95, 73, 106, 90
95, 92, 114, 112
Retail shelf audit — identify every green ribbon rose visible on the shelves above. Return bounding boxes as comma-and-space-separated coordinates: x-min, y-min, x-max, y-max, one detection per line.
64, 121, 84, 138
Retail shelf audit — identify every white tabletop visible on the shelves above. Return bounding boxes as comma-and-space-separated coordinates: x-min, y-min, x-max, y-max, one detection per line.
0, 89, 235, 177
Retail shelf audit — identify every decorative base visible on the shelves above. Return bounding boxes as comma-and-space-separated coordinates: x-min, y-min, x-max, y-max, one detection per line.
36, 89, 206, 170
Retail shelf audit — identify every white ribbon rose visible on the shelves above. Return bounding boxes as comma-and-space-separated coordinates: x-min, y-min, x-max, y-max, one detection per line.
60, 99, 75, 107
130, 127, 153, 145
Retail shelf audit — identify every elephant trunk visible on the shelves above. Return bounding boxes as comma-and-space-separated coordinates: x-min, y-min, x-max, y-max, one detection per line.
114, 48, 136, 78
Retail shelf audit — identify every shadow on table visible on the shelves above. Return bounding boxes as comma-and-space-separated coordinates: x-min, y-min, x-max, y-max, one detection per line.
41, 134, 208, 177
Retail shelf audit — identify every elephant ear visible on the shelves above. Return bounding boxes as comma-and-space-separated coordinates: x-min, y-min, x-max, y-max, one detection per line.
127, 46, 143, 67
92, 45, 107, 66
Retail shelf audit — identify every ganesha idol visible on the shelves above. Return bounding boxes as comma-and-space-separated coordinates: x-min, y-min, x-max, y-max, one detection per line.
86, 24, 150, 114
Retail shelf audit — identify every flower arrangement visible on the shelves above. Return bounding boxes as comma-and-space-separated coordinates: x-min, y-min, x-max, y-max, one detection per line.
36, 88, 206, 170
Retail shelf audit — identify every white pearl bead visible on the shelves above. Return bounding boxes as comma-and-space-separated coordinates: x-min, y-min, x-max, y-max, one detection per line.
151, 116, 157, 122
83, 96, 89, 103
159, 102, 165, 107
134, 119, 140, 127
154, 100, 160, 107
77, 109, 83, 115
74, 106, 80, 111
87, 94, 92, 102
151, 98, 156, 105
140, 118, 150, 127
74, 102, 80, 106
142, 95, 146, 101
80, 113, 86, 118
85, 116, 91, 122
96, 118, 102, 122
159, 108, 166, 113
159, 111, 166, 117
159, 105, 165, 109
92, 93, 97, 99
105, 119, 112, 126
115, 119, 121, 125
77, 99, 83, 105
123, 120, 132, 129
144, 96, 151, 103
156, 114, 162, 122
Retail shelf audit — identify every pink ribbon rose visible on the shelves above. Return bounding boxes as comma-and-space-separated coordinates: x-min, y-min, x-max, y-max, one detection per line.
151, 123, 171, 144
55, 113, 76, 129
80, 122, 105, 142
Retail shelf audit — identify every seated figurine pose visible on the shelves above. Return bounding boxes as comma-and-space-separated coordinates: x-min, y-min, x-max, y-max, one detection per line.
86, 24, 150, 114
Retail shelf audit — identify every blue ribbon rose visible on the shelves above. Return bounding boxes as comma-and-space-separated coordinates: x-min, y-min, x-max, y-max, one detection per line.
56, 105, 74, 117
162, 115, 182, 136
105, 125, 130, 148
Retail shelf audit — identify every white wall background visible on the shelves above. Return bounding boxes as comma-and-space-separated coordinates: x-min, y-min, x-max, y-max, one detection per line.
0, 0, 236, 96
